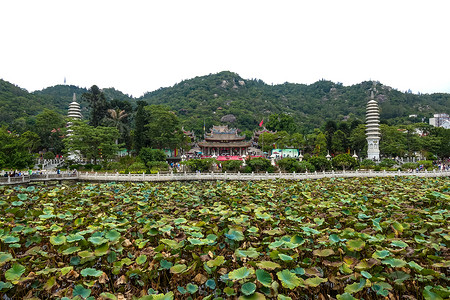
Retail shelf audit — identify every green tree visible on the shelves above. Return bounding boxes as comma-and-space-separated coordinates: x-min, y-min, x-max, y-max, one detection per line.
64, 121, 120, 164
0, 127, 35, 169
331, 130, 347, 154
82, 85, 108, 127
266, 113, 296, 134
380, 124, 407, 157
258, 132, 277, 153
289, 132, 304, 149
34, 109, 65, 152
143, 105, 189, 150
138, 147, 166, 166
314, 131, 327, 156
308, 156, 332, 171
134, 101, 147, 153
332, 153, 358, 171
349, 124, 367, 156
247, 157, 272, 172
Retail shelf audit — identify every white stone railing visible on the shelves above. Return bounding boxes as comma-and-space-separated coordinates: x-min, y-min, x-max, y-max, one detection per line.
77, 169, 450, 182
1, 169, 449, 185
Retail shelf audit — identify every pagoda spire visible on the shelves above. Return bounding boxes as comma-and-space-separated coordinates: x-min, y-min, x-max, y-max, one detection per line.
366, 85, 380, 161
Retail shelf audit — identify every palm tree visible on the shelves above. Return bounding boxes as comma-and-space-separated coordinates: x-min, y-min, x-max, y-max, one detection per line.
106, 109, 129, 144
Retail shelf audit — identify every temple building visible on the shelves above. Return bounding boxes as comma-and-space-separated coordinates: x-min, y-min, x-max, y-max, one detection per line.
366, 90, 381, 161
198, 125, 251, 156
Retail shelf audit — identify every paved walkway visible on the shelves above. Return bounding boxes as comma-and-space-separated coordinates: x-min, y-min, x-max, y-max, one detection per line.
1, 170, 449, 185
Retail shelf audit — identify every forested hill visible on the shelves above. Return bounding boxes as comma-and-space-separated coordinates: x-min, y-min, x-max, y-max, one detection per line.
139, 71, 450, 132
1, 72, 449, 133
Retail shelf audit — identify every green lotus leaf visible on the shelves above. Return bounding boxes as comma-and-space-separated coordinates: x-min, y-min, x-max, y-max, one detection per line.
5, 263, 26, 281
136, 255, 147, 265
256, 261, 282, 270
408, 261, 424, 271
372, 249, 391, 259
188, 238, 207, 245
95, 243, 109, 256
336, 293, 358, 300
205, 279, 216, 289
62, 246, 81, 255
361, 271, 372, 279
235, 248, 260, 258
11, 201, 24, 206
186, 283, 198, 294
105, 230, 121, 242
0, 281, 13, 291
88, 236, 108, 245
414, 235, 428, 244
60, 266, 73, 276
329, 234, 341, 243
269, 240, 285, 249
78, 250, 94, 258
49, 235, 66, 246
173, 218, 187, 225
229, 267, 255, 280
390, 240, 408, 248
371, 282, 392, 296
17, 193, 28, 200
0, 252, 14, 266
177, 286, 187, 294
301, 226, 320, 235
290, 235, 305, 245
66, 233, 85, 243
160, 259, 173, 270
36, 268, 58, 275
238, 292, 266, 300
72, 284, 91, 298
224, 286, 237, 296
389, 271, 410, 283
423, 286, 444, 300
344, 278, 366, 294
159, 225, 173, 233
39, 214, 56, 220
305, 276, 327, 287
278, 254, 293, 261
241, 282, 256, 296
206, 255, 225, 268
2, 236, 20, 244
278, 295, 292, 300
149, 291, 174, 299
225, 229, 245, 241
276, 269, 302, 289
170, 264, 187, 274
382, 258, 407, 268
100, 292, 117, 300
346, 239, 365, 251
80, 267, 103, 277
256, 269, 272, 287
313, 248, 335, 257
247, 226, 259, 233
160, 239, 184, 249
391, 221, 404, 233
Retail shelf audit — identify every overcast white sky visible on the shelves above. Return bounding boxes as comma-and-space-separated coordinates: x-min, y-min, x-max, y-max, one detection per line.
1, 0, 449, 97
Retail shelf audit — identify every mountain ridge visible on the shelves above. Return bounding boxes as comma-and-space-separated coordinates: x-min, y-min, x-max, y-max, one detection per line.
1, 72, 449, 133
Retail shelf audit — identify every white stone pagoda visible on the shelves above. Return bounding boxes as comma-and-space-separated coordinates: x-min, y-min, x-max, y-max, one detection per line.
366, 90, 381, 161
68, 93, 82, 120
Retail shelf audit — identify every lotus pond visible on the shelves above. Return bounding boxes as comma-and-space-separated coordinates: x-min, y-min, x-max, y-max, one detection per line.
0, 177, 449, 300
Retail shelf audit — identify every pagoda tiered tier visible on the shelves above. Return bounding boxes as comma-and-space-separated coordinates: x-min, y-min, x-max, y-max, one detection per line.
68, 93, 82, 120
198, 125, 251, 156
366, 91, 380, 161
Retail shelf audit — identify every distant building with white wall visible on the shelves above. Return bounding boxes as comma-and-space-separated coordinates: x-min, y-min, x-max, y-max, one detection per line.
429, 113, 449, 127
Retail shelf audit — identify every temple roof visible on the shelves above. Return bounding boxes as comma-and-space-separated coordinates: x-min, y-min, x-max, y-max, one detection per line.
198, 141, 251, 148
